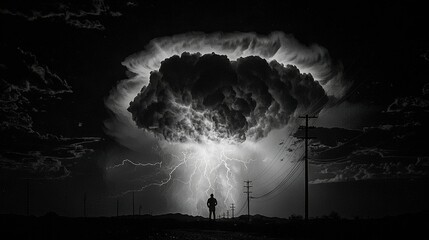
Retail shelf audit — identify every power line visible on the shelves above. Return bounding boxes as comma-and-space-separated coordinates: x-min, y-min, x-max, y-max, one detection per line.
251, 140, 306, 200
252, 130, 298, 182
262, 166, 304, 202
252, 155, 303, 199
252, 133, 301, 190
235, 198, 247, 217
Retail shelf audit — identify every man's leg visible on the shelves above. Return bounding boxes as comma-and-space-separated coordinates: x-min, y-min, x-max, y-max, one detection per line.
213, 210, 216, 221
209, 210, 212, 220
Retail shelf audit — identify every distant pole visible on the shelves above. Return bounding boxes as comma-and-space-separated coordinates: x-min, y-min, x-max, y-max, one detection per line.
139, 204, 142, 215
26, 179, 29, 216
64, 185, 68, 216
132, 191, 135, 216
226, 210, 229, 219
223, 212, 225, 219
244, 180, 252, 221
298, 115, 317, 222
231, 203, 235, 219
116, 199, 119, 217
64, 192, 67, 216
83, 192, 87, 217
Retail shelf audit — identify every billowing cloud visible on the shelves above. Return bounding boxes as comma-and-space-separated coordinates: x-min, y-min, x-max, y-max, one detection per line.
104, 32, 346, 215
128, 52, 327, 143
105, 32, 345, 149
1, 47, 72, 132
0, 0, 121, 30
311, 155, 428, 184
0, 47, 102, 179
308, 84, 429, 183
386, 96, 429, 113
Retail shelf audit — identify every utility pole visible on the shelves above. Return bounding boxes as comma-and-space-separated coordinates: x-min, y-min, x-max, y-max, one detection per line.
26, 179, 29, 216
227, 210, 229, 219
244, 180, 252, 221
83, 192, 87, 218
64, 180, 68, 216
298, 114, 317, 222
230, 203, 235, 219
132, 191, 135, 216
116, 199, 119, 217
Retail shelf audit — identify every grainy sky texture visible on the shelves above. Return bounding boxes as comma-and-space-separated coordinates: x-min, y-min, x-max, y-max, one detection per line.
0, 0, 428, 218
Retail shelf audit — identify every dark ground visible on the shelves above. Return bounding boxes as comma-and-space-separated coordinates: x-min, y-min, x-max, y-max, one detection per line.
2, 211, 428, 240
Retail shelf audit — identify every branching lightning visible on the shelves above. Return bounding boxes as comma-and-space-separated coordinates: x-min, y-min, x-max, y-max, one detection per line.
107, 142, 251, 214
106, 159, 162, 170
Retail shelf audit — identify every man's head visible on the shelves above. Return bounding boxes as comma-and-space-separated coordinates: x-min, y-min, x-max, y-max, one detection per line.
210, 194, 214, 198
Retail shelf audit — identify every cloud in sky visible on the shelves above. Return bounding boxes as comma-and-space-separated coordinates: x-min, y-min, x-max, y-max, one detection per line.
103, 32, 349, 215
128, 52, 327, 143
0, 47, 101, 179
105, 31, 346, 150
309, 94, 429, 183
0, 0, 121, 30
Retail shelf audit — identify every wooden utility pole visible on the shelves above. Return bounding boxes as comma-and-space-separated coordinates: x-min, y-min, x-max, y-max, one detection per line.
244, 180, 252, 221
230, 203, 235, 218
132, 191, 135, 216
298, 115, 317, 221
83, 192, 87, 217
116, 199, 119, 217
26, 179, 29, 216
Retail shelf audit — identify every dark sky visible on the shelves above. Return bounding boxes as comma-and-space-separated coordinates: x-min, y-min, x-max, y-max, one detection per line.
0, 0, 428, 218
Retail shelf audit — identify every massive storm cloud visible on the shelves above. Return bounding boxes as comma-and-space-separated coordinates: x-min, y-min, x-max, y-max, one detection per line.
128, 53, 327, 143
104, 32, 345, 215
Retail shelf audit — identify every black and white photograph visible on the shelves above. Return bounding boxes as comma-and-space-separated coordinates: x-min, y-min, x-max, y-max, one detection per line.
1, 0, 428, 239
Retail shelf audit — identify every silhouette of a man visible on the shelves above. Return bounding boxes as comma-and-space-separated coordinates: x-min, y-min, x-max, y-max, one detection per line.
207, 193, 217, 221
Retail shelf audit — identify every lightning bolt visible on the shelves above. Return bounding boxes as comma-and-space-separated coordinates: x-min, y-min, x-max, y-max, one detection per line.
106, 159, 162, 170
108, 142, 252, 215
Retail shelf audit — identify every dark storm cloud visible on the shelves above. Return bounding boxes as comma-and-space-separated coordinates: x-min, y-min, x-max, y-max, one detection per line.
308, 86, 429, 183
1, 47, 72, 132
0, 131, 101, 179
421, 51, 429, 62
311, 156, 428, 184
0, 47, 102, 179
422, 83, 429, 96
128, 52, 328, 143
67, 19, 105, 30
386, 96, 429, 113
17, 48, 73, 95
0, 0, 121, 30
0, 152, 70, 179
126, 2, 138, 7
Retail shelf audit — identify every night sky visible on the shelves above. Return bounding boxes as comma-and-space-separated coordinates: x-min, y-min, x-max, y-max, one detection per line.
1, 0, 428, 219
